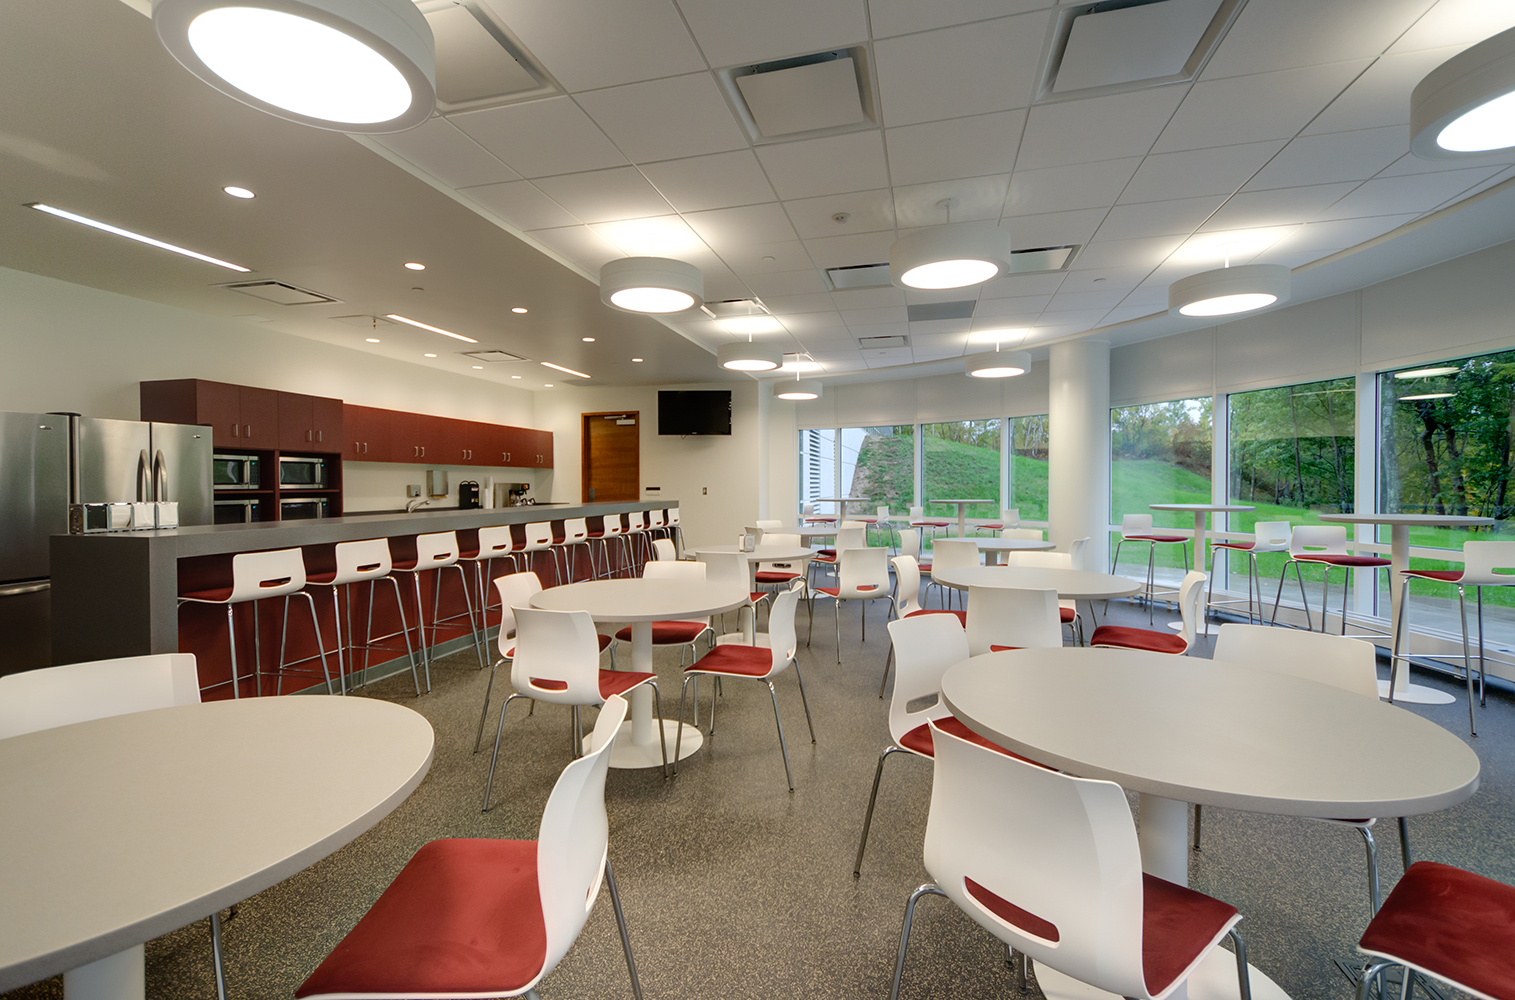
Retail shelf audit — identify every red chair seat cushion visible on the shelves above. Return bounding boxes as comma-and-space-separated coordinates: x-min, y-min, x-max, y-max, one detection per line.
295, 838, 545, 997
1214, 542, 1254, 551
179, 586, 234, 603
1127, 534, 1188, 544
751, 592, 769, 604
688, 643, 772, 677
598, 669, 655, 699
1090, 625, 1188, 654
1060, 606, 1076, 623
911, 520, 951, 527
1401, 569, 1464, 582
1296, 554, 1391, 568
614, 621, 706, 645
815, 585, 881, 596
1358, 861, 1515, 1000
1141, 873, 1239, 996
755, 570, 800, 583
905, 608, 967, 626
897, 716, 1046, 768
989, 645, 1022, 652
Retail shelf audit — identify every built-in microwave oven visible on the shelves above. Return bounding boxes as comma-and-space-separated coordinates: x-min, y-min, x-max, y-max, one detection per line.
213, 454, 260, 490
278, 456, 328, 488
280, 497, 329, 519
213, 498, 261, 524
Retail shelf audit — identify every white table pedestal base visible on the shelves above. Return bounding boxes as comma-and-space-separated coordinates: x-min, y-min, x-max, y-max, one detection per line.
64, 945, 143, 1000
1377, 678, 1456, 705
607, 718, 702, 769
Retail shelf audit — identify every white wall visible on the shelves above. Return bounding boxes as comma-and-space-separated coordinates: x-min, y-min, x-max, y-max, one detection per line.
792, 362, 1051, 428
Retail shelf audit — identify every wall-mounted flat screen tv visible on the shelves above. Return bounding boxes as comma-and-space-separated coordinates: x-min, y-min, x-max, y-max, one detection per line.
658, 390, 732, 435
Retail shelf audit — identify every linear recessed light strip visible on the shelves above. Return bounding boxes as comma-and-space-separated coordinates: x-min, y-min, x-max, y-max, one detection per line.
27, 203, 251, 272
384, 314, 478, 343
541, 361, 590, 378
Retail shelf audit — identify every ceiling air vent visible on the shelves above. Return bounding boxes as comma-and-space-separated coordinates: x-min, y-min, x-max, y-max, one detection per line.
700, 298, 768, 319
1037, 0, 1242, 102
461, 350, 530, 363
414, 1, 554, 111
216, 280, 341, 305
1010, 245, 1078, 274
826, 246, 1076, 290
907, 301, 976, 323
825, 262, 892, 290
857, 335, 908, 350
330, 314, 397, 328
719, 47, 876, 144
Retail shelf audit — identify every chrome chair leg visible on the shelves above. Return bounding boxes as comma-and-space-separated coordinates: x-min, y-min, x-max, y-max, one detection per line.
209, 910, 228, 1000
1193, 803, 1202, 851
603, 862, 644, 1000
1227, 929, 1253, 1000
1458, 585, 1477, 736
1359, 824, 1381, 914
481, 692, 523, 812
854, 745, 908, 878
766, 679, 794, 792
888, 883, 949, 1000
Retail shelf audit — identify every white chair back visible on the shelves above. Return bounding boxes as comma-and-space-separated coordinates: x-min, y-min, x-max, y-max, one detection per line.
697, 550, 750, 592
839, 519, 866, 529
643, 560, 704, 582
1212, 624, 1377, 698
652, 538, 677, 561
743, 525, 765, 544
510, 607, 604, 705
475, 525, 516, 559
228, 548, 307, 602
522, 521, 554, 552
1459, 540, 1515, 587
648, 509, 666, 529
1068, 537, 1089, 571
931, 539, 979, 580
762, 582, 804, 675
0, 654, 200, 739
762, 533, 801, 547
1001, 508, 1020, 526
965, 587, 1061, 655
1175, 570, 1208, 651
602, 515, 625, 538
909, 505, 925, 519
877, 505, 891, 521
837, 546, 890, 599
1005, 550, 1071, 570
1247, 521, 1291, 554
885, 614, 968, 746
536, 693, 627, 977
1289, 524, 1348, 557
667, 508, 680, 526
756, 519, 783, 530
1001, 528, 1044, 540
332, 538, 393, 585
492, 572, 543, 654
834, 526, 867, 551
414, 531, 461, 567
562, 517, 589, 543
1120, 514, 1154, 538
899, 528, 922, 561
891, 555, 925, 616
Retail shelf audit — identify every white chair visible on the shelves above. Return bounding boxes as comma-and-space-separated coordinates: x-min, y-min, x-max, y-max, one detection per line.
976, 507, 1020, 534
518, 520, 559, 585
1004, 549, 1085, 644
554, 517, 592, 583
676, 581, 814, 791
1269, 524, 1389, 634
872, 505, 897, 551
1111, 513, 1191, 625
754, 533, 806, 611
296, 695, 644, 1000
391, 531, 487, 690
624, 510, 651, 571
1211, 624, 1407, 915
614, 560, 714, 673
1207, 521, 1291, 626
908, 504, 951, 539
589, 513, 627, 579
459, 524, 520, 636
304, 538, 421, 696
801, 502, 835, 525
742, 524, 766, 545
697, 549, 763, 642
888, 717, 1251, 1000
481, 606, 667, 811
1090, 571, 1206, 654
878, 554, 967, 696
1068, 536, 1089, 570
665, 506, 683, 554
814, 545, 891, 662
652, 538, 677, 561
965, 586, 1062, 656
755, 519, 784, 531
809, 524, 866, 587
928, 538, 979, 610
898, 528, 927, 572
1394, 539, 1515, 737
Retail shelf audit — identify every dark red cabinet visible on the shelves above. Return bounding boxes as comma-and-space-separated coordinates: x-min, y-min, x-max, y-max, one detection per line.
345, 404, 391, 461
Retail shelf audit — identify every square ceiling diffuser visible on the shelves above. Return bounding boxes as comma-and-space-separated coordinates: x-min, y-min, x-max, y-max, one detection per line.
736, 54, 866, 137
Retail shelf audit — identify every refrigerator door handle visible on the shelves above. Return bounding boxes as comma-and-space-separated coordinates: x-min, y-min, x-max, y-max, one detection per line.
137, 449, 150, 502
154, 449, 168, 502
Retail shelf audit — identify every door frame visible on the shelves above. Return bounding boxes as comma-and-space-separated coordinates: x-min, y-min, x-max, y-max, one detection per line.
581, 411, 640, 502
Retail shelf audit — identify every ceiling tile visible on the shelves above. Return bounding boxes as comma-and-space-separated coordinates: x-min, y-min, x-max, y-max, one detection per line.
589, 214, 706, 255
1316, 167, 1502, 220
802, 229, 896, 268
829, 287, 907, 308
1093, 194, 1227, 241
464, 180, 581, 229
1115, 287, 1169, 308
684, 202, 799, 250
1016, 88, 1187, 170
868, 0, 1049, 38
979, 271, 1068, 299
449, 97, 627, 177
1071, 235, 1186, 270
525, 224, 623, 261
482, 0, 706, 91
844, 306, 909, 326
974, 294, 1052, 316
576, 73, 748, 163
744, 269, 830, 298
374, 117, 520, 188
1154, 60, 1371, 153
1030, 308, 1110, 334
1001, 207, 1108, 248
1274, 213, 1420, 253
755, 130, 890, 200
864, 347, 914, 367
1302, 47, 1460, 135
676, 0, 868, 67
1045, 289, 1129, 311
761, 292, 843, 313
530, 166, 674, 223
873, 12, 1049, 127
884, 110, 1024, 186
1387, 0, 1515, 53
894, 175, 1010, 227
784, 189, 895, 239
721, 239, 815, 275
1376, 148, 1515, 178
777, 310, 849, 336
639, 150, 777, 212
909, 318, 973, 336
1119, 141, 1286, 204
1058, 266, 1153, 292
1242, 126, 1406, 190
1432, 167, 1515, 209
1200, 182, 1360, 231
1200, 0, 1435, 80
1004, 157, 1142, 216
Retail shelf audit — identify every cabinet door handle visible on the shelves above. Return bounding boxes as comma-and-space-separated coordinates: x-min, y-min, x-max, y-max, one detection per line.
306, 429, 313, 442
413, 445, 419, 457
245, 425, 252, 438
318, 430, 323, 443
363, 442, 368, 454
232, 423, 239, 438
420, 446, 426, 458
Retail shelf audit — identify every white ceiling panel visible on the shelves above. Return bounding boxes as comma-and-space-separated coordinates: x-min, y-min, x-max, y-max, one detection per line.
777, 310, 849, 336
864, 347, 914, 367
589, 214, 707, 255
525, 224, 623, 261
1004, 157, 1143, 216
1431, 168, 1515, 210
1045, 288, 1130, 311
1317, 167, 1500, 220
829, 286, 907, 309
1200, 0, 1434, 80
1275, 214, 1421, 253
1093, 194, 1227, 241
1119, 141, 1286, 204
884, 110, 1024, 187
531, 167, 674, 223
843, 306, 909, 326
1102, 305, 1164, 326
1070, 235, 1186, 270
1016, 88, 1187, 170
1154, 60, 1371, 153
761, 292, 845, 314
685, 202, 799, 250
755, 130, 890, 200
974, 294, 1053, 317
1387, 0, 1515, 54
1302, 47, 1460, 135
872, 12, 1049, 127
784, 189, 896, 239
802, 229, 896, 268
449, 97, 627, 177
1030, 308, 1110, 333
979, 271, 1068, 299
744, 268, 830, 298
721, 239, 815, 275
675, 0, 868, 67
463, 180, 581, 230
1116, 286, 1170, 308
1058, 266, 1153, 292
869, 0, 1049, 38
1242, 126, 1406, 191
479, 0, 706, 92
907, 318, 972, 336
894, 175, 1010, 227
1376, 147, 1515, 178
639, 150, 777, 212
374, 117, 520, 189
1002, 207, 1108, 248
1200, 182, 1360, 231
576, 73, 747, 163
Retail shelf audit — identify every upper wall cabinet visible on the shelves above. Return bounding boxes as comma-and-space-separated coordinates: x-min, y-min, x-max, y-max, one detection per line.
345, 404, 551, 469
278, 391, 344, 451
140, 379, 291, 451
345, 404, 391, 461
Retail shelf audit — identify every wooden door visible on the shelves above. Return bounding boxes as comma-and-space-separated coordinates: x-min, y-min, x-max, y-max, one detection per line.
582, 412, 637, 502
238, 387, 280, 450
344, 404, 391, 461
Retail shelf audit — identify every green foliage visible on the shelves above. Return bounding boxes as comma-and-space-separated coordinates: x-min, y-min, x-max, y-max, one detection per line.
922, 434, 999, 518
1111, 398, 1212, 476
848, 432, 913, 514
1230, 378, 1355, 512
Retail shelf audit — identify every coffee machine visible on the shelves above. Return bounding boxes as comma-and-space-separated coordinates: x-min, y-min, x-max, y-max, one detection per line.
458, 481, 481, 509
495, 482, 532, 507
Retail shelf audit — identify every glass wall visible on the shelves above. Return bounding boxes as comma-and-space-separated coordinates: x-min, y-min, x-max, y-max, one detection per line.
1110, 398, 1212, 578
1007, 414, 1049, 521
921, 419, 1001, 521
841, 425, 913, 520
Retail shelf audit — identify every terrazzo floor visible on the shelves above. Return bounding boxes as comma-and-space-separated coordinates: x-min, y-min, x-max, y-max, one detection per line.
4, 588, 1508, 1000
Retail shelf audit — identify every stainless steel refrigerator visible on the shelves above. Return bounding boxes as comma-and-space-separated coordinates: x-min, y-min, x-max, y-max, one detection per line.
0, 411, 211, 676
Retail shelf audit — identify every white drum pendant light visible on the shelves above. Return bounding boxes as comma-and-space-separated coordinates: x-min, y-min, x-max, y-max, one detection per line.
1412, 25, 1515, 157
890, 220, 1014, 290
774, 378, 822, 400
717, 338, 782, 372
1168, 263, 1291, 318
965, 349, 1031, 378
599, 256, 704, 314
152, 0, 436, 133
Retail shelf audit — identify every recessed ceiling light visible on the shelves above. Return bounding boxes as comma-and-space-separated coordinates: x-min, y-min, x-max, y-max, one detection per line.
472, 365, 483, 369
385, 314, 478, 343
1395, 366, 1460, 379
365, 337, 380, 343
223, 185, 254, 199
582, 337, 596, 342
542, 361, 591, 378
632, 357, 644, 363
404, 262, 425, 271
27, 203, 250, 272
512, 307, 528, 314
544, 384, 554, 388
424, 353, 437, 358
511, 375, 521, 379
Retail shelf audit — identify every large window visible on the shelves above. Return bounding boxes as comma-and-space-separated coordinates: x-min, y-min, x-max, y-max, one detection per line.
797, 428, 836, 515
921, 420, 1001, 521
1007, 414, 1049, 521
1111, 398, 1212, 577
841, 425, 913, 519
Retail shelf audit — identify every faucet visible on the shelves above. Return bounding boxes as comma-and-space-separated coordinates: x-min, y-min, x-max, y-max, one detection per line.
406, 497, 432, 513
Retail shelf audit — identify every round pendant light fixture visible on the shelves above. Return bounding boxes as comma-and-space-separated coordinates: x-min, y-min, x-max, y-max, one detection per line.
599, 256, 704, 314
153, 0, 436, 133
965, 349, 1032, 379
717, 340, 782, 372
774, 379, 822, 400
890, 220, 1014, 290
1168, 264, 1291, 318
1411, 25, 1515, 157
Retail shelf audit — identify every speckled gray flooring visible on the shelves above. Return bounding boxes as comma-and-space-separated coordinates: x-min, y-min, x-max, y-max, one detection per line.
5, 591, 1510, 1000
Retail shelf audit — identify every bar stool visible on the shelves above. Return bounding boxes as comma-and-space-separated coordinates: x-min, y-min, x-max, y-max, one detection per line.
588, 513, 626, 579
647, 508, 668, 546
1269, 525, 1390, 634
1208, 521, 1291, 626
458, 524, 518, 638
1393, 539, 1515, 737
304, 538, 422, 696
908, 505, 950, 540
802, 502, 836, 525
391, 531, 486, 692
975, 507, 1020, 535
1110, 513, 1190, 625
178, 547, 332, 698
625, 510, 651, 572
518, 521, 558, 585
666, 506, 683, 555
554, 517, 591, 583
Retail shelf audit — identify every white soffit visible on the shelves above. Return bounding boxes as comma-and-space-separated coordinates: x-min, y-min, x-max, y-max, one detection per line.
1048, 0, 1235, 99
736, 55, 865, 137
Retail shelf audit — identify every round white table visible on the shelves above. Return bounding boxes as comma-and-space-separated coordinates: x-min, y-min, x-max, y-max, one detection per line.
929, 498, 997, 537
932, 566, 1141, 601
767, 525, 845, 543
1149, 503, 1255, 575
1318, 512, 1495, 704
942, 646, 1480, 1000
0, 697, 434, 1000
972, 536, 1054, 564
531, 578, 750, 769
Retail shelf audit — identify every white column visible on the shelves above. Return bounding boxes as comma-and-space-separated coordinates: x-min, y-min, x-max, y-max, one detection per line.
1049, 340, 1111, 570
